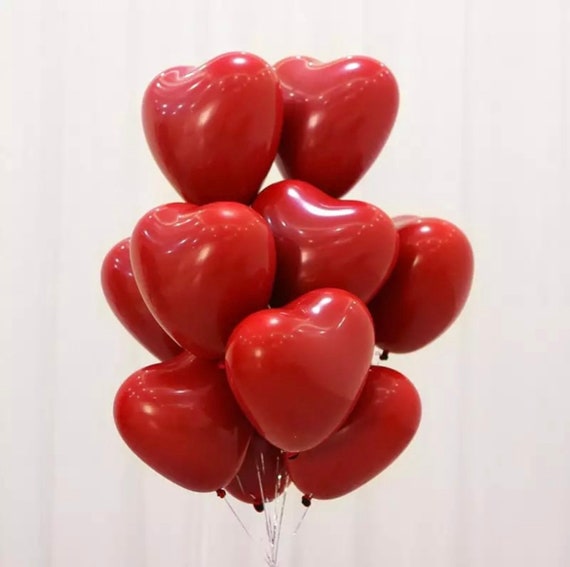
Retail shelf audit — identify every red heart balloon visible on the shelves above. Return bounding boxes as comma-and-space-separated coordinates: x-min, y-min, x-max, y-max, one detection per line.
274, 56, 399, 198
368, 216, 474, 354
252, 180, 398, 305
101, 238, 182, 361
142, 52, 283, 205
114, 353, 253, 492
225, 288, 375, 453
130, 202, 276, 360
288, 365, 421, 500
225, 433, 290, 508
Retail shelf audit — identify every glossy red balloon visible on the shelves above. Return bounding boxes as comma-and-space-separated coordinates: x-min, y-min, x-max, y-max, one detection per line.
368, 216, 474, 354
114, 353, 253, 492
226, 433, 290, 507
288, 366, 421, 500
101, 238, 182, 361
142, 52, 283, 205
130, 202, 276, 360
225, 288, 375, 453
252, 180, 398, 305
275, 56, 399, 198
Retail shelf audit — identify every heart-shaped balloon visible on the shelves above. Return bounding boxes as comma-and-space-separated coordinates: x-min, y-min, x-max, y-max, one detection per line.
368, 216, 474, 353
252, 180, 398, 305
114, 353, 253, 492
274, 56, 399, 198
130, 202, 276, 360
225, 288, 375, 453
101, 238, 182, 361
288, 365, 421, 500
225, 433, 290, 508
142, 52, 283, 205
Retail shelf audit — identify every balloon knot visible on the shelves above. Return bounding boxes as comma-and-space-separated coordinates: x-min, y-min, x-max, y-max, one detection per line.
253, 502, 265, 513
287, 452, 300, 460
380, 350, 389, 361
301, 495, 312, 507
216, 488, 226, 499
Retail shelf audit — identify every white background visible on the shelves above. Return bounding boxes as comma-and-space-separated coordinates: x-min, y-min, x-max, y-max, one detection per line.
1, 0, 569, 565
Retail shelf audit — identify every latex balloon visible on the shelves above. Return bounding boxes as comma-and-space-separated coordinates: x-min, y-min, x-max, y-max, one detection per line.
101, 238, 182, 361
252, 180, 398, 305
368, 216, 474, 354
275, 56, 399, 198
114, 352, 253, 493
142, 52, 283, 205
226, 433, 290, 508
130, 202, 276, 360
225, 288, 375, 453
288, 366, 421, 500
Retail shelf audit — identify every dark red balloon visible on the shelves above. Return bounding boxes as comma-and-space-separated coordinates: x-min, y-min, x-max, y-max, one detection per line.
275, 56, 399, 198
114, 353, 253, 492
226, 433, 290, 507
288, 366, 421, 500
101, 238, 182, 361
225, 288, 375, 453
368, 216, 474, 354
252, 179, 398, 305
142, 52, 283, 205
130, 202, 276, 360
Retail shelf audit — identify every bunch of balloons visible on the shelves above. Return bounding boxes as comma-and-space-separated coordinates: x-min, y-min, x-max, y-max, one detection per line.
101, 52, 473, 510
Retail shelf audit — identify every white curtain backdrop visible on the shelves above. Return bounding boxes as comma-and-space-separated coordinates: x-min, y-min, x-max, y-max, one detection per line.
1, 0, 569, 565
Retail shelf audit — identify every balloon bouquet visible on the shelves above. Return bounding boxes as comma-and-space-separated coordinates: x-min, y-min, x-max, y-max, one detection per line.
101, 52, 473, 563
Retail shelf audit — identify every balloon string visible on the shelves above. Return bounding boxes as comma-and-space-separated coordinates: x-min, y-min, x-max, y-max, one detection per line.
223, 498, 253, 541
293, 505, 310, 536
255, 459, 273, 542
272, 488, 287, 563
271, 455, 285, 565
256, 454, 289, 567
234, 474, 246, 496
